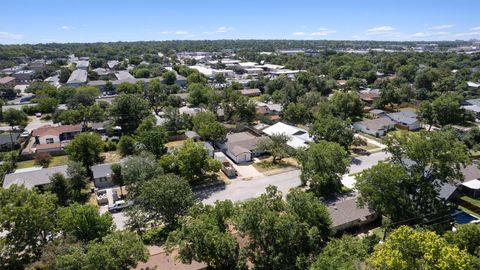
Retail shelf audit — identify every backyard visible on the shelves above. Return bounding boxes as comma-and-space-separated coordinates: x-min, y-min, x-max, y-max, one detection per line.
15, 155, 69, 169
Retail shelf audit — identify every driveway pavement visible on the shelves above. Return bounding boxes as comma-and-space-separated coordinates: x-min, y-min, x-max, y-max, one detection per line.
342, 151, 391, 189
24, 117, 53, 132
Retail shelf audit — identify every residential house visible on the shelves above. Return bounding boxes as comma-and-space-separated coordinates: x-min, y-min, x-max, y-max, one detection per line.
91, 163, 119, 188
66, 69, 88, 86
175, 74, 187, 87
359, 89, 380, 104
458, 163, 480, 198
3, 165, 69, 189
327, 196, 378, 232
44, 75, 60, 87
12, 70, 35, 83
262, 122, 313, 149
353, 118, 395, 137
256, 101, 282, 121
0, 76, 16, 88
32, 124, 83, 154
185, 130, 201, 141
462, 98, 480, 120
29, 59, 46, 70
76, 60, 90, 70
369, 109, 386, 118
115, 70, 135, 81
93, 68, 111, 76
217, 130, 266, 163
238, 88, 261, 97
0, 132, 21, 151
386, 111, 422, 130
107, 60, 120, 69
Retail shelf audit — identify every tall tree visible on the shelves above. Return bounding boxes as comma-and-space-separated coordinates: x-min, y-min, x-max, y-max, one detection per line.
191, 111, 226, 142
297, 141, 350, 197
138, 127, 168, 158
47, 172, 70, 206
2, 108, 28, 149
66, 132, 104, 168
310, 115, 354, 150
255, 133, 293, 164
111, 94, 150, 134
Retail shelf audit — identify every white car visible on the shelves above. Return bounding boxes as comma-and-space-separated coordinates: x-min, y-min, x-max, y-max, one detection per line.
108, 200, 132, 212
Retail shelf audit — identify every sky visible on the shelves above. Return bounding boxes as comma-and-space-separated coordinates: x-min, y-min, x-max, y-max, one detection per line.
1, 0, 480, 44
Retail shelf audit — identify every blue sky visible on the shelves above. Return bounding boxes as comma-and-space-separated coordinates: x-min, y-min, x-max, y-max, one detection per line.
1, 0, 480, 44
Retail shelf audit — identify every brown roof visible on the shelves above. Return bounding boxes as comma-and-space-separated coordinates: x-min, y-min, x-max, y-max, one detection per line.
35, 142, 62, 150
359, 92, 380, 102
32, 124, 83, 137
460, 164, 480, 182
0, 76, 15, 84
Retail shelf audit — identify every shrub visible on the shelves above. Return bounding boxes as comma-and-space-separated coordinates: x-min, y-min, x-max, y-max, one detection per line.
35, 152, 52, 168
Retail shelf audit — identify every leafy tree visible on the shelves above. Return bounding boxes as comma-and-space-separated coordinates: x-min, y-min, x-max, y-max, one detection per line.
145, 78, 168, 115
67, 86, 101, 108
214, 73, 226, 83
134, 174, 195, 229
444, 223, 480, 257
111, 163, 125, 196
66, 161, 88, 200
0, 186, 58, 267
187, 71, 208, 84
330, 91, 363, 119
310, 235, 369, 270
283, 102, 310, 124
235, 186, 331, 269
117, 135, 137, 156
3, 108, 28, 127
191, 111, 226, 142
47, 172, 70, 206
162, 70, 177, 85
55, 231, 148, 270
297, 141, 350, 197
138, 127, 168, 158
160, 140, 220, 184
65, 132, 104, 168
121, 152, 163, 197
310, 116, 354, 150
59, 68, 72, 83
116, 82, 142, 94
166, 201, 240, 269
356, 131, 470, 223
187, 83, 213, 106
255, 133, 293, 164
368, 226, 471, 270
111, 94, 150, 134
34, 152, 52, 168
58, 203, 113, 242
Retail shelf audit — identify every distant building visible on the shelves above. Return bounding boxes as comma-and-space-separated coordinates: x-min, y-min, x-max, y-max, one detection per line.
76, 60, 90, 70
66, 69, 88, 86
0, 76, 16, 88
238, 88, 261, 97
386, 111, 421, 130
353, 118, 395, 137
12, 70, 35, 83
217, 130, 267, 163
263, 122, 313, 149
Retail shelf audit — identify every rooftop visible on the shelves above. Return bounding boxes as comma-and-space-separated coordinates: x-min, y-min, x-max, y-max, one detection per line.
66, 69, 88, 84
327, 196, 376, 228
32, 124, 83, 138
3, 165, 69, 189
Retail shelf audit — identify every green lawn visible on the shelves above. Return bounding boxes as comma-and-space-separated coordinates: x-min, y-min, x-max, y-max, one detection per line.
458, 206, 480, 219
16, 155, 70, 169
460, 196, 480, 207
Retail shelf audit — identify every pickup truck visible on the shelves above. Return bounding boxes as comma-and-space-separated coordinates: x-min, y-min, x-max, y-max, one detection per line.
108, 200, 132, 212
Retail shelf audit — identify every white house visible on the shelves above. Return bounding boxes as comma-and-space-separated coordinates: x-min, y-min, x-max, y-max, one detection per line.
262, 122, 313, 149
386, 111, 422, 130
353, 118, 395, 137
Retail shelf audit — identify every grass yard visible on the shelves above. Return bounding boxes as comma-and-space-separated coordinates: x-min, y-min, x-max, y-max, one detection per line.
100, 151, 122, 163
458, 206, 480, 219
460, 196, 480, 207
253, 160, 285, 172
16, 155, 70, 169
253, 157, 298, 176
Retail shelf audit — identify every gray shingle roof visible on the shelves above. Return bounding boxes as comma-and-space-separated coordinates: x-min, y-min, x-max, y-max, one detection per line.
67, 69, 88, 84
327, 197, 376, 228
3, 165, 69, 189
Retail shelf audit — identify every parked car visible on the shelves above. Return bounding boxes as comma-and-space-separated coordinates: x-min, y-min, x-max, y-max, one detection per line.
108, 200, 132, 212
35, 112, 42, 117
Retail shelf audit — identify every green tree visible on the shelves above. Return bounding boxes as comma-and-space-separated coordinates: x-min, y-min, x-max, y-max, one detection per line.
191, 111, 226, 142
117, 135, 137, 156
187, 83, 213, 106
330, 91, 363, 119
47, 172, 70, 206
297, 141, 350, 197
138, 127, 168, 158
59, 68, 72, 83
0, 186, 58, 267
56, 231, 148, 270
444, 223, 480, 257
58, 203, 113, 242
160, 140, 220, 184
111, 163, 125, 196
214, 73, 226, 83
111, 94, 150, 134
283, 102, 310, 124
65, 132, 104, 168
121, 152, 163, 197
368, 226, 471, 270
255, 133, 293, 164
134, 174, 195, 229
310, 116, 354, 150
3, 108, 28, 149
162, 70, 177, 85
310, 235, 369, 270
166, 201, 240, 269
66, 161, 88, 201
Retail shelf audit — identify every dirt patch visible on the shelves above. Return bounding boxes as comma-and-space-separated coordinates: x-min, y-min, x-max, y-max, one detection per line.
100, 151, 122, 163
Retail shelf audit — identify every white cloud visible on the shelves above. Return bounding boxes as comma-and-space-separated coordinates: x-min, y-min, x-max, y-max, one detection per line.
429, 24, 454, 30
292, 32, 306, 36
60, 26, 70, 30
310, 28, 336, 36
366, 26, 395, 35
160, 30, 190, 35
471, 26, 480, 31
410, 31, 449, 38
454, 31, 480, 37
216, 26, 234, 33
0, 31, 24, 40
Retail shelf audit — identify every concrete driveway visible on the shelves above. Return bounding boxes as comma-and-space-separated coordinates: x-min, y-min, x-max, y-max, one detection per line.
342, 151, 391, 189
229, 160, 263, 180
24, 117, 53, 132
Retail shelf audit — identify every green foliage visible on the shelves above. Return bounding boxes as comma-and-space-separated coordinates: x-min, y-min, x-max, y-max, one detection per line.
419, 93, 469, 127
117, 135, 137, 156
310, 235, 369, 270
368, 226, 472, 270
444, 223, 480, 257
0, 186, 58, 267
111, 94, 151, 134
160, 139, 220, 184
191, 111, 226, 142
255, 133, 293, 163
134, 174, 195, 229
310, 115, 354, 150
138, 127, 168, 158
283, 102, 311, 124
330, 91, 363, 120
187, 83, 214, 106
297, 141, 350, 197
58, 203, 113, 242
2, 108, 28, 127
34, 152, 52, 168
120, 152, 163, 197
47, 172, 70, 206
65, 133, 104, 167
162, 70, 177, 85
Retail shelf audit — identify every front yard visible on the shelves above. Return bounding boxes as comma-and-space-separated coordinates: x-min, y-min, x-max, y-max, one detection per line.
253, 157, 298, 176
